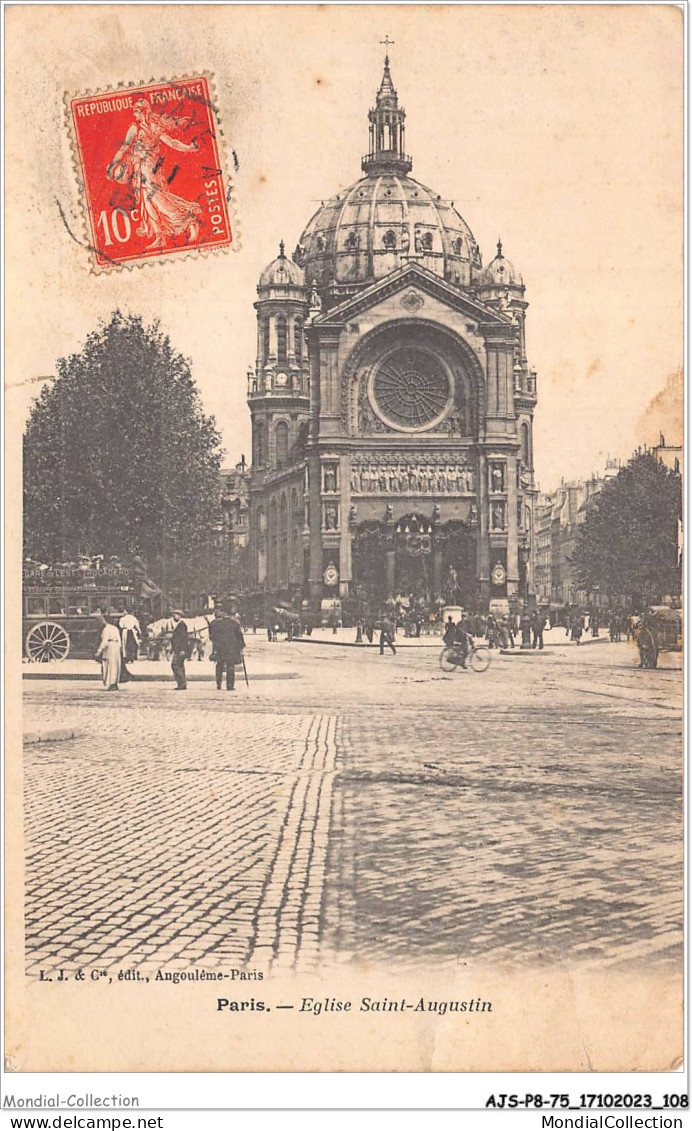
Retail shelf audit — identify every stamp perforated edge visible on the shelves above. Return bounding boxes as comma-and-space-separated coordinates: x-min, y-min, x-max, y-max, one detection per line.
63, 72, 241, 274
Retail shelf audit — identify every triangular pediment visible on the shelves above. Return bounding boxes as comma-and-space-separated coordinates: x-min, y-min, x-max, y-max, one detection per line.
313, 263, 512, 326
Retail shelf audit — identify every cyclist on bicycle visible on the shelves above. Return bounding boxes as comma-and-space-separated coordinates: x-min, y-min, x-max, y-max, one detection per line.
453, 613, 472, 669
443, 616, 456, 647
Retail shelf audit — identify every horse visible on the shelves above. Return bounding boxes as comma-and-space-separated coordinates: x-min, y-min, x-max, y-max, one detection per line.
145, 615, 214, 660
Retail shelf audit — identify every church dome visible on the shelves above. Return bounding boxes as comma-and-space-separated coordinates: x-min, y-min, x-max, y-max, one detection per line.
258, 241, 305, 292
292, 55, 482, 301
477, 240, 523, 290
296, 173, 482, 294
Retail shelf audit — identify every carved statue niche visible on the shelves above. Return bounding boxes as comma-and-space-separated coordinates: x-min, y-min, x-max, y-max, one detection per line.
490, 463, 506, 494
491, 501, 507, 531
324, 502, 339, 531
323, 463, 338, 493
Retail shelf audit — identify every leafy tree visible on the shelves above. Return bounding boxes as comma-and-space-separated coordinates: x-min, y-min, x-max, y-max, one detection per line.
573, 452, 682, 605
23, 311, 225, 590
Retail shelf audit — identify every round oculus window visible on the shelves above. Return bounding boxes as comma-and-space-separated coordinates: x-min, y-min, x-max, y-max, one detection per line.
370, 347, 452, 431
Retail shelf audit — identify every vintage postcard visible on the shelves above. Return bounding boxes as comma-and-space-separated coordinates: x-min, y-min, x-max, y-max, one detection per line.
4, 3, 684, 1081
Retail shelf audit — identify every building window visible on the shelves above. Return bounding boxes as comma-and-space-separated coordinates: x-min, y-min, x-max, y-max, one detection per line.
371, 346, 450, 430
276, 315, 287, 367
520, 422, 531, 467
275, 421, 289, 468
253, 422, 266, 467
294, 317, 303, 364
345, 231, 359, 251
420, 231, 433, 251
452, 237, 463, 255
262, 319, 270, 363
383, 230, 397, 250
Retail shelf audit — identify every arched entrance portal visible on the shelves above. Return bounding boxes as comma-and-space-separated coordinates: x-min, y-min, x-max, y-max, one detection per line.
352, 517, 477, 610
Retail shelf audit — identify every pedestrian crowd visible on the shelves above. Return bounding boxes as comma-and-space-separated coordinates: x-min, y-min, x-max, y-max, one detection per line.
93, 601, 246, 692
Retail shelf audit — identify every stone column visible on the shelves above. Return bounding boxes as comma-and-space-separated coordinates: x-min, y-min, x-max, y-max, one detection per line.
476, 451, 490, 599
321, 332, 341, 419
482, 325, 517, 423
433, 547, 443, 595
506, 452, 519, 598
339, 454, 352, 595
386, 548, 396, 596
308, 453, 323, 603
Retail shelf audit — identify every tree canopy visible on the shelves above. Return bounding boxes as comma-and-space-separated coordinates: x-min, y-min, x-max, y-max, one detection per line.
23, 311, 225, 582
572, 452, 682, 604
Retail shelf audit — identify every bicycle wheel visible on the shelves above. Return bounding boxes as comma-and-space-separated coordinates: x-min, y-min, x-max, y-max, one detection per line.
439, 647, 459, 673
469, 645, 491, 673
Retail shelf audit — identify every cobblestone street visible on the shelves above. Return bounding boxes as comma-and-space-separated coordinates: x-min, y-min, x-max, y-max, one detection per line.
22, 630, 683, 978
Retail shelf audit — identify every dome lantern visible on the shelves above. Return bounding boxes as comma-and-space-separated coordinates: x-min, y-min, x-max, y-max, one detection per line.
362, 54, 412, 176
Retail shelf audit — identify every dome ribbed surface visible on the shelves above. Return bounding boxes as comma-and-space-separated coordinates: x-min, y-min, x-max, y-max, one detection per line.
297, 173, 483, 291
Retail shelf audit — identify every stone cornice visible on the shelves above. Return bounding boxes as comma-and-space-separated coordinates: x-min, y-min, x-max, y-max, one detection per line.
480, 322, 520, 342
312, 262, 514, 327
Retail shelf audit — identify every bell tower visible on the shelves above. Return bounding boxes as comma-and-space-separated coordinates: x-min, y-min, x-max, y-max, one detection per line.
249, 241, 310, 473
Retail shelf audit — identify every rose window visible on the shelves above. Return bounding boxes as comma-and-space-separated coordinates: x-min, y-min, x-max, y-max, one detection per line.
371, 347, 451, 430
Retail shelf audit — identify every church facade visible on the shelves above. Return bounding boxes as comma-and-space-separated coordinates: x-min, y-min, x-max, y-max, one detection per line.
246, 57, 538, 617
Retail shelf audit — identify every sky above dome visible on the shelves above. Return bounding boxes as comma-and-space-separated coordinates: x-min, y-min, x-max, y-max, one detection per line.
6, 5, 683, 491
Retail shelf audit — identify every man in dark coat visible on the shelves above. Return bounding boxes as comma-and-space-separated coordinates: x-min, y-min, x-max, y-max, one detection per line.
379, 614, 396, 655
170, 611, 190, 690
531, 610, 545, 650
454, 613, 472, 667
209, 609, 245, 690
443, 616, 456, 647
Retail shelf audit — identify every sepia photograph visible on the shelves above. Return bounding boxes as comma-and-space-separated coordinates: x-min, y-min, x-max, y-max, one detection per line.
4, 2, 684, 1082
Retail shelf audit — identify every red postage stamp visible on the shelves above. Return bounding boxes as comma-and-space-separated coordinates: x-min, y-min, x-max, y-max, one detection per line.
68, 76, 233, 268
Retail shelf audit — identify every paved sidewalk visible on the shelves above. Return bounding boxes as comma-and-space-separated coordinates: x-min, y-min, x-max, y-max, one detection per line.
24, 699, 336, 976
22, 637, 682, 976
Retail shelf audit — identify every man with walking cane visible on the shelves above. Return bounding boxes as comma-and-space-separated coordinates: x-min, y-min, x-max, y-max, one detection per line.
209, 604, 246, 691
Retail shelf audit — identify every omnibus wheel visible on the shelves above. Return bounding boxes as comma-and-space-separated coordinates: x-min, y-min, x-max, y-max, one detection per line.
439, 647, 459, 673
469, 645, 491, 673
25, 621, 71, 662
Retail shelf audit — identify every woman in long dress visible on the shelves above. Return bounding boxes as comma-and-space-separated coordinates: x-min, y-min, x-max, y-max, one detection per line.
107, 99, 201, 249
95, 616, 122, 691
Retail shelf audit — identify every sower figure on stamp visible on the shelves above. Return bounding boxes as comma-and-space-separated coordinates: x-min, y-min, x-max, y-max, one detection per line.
170, 610, 190, 690
107, 99, 201, 250
209, 607, 245, 691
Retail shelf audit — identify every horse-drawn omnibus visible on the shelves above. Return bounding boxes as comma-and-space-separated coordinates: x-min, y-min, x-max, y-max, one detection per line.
22, 564, 144, 661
